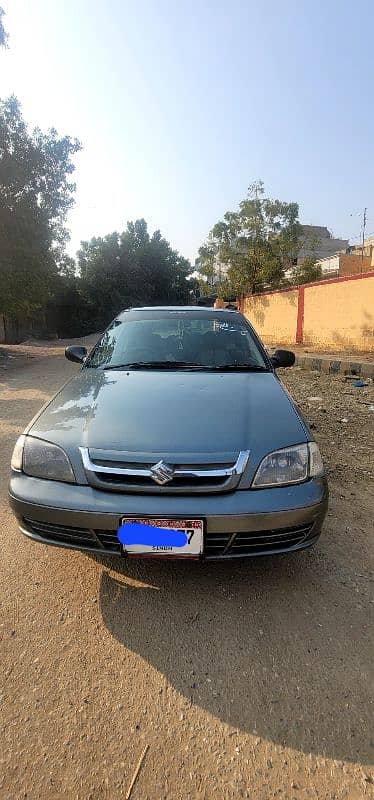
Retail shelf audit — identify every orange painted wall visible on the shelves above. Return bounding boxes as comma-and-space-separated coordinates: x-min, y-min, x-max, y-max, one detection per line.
241, 273, 374, 352
303, 276, 374, 350
241, 290, 298, 344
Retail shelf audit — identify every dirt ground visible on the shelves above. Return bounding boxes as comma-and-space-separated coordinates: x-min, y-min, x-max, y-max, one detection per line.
0, 340, 373, 800
267, 345, 374, 364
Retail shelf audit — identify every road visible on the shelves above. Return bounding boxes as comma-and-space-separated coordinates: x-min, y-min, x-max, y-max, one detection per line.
0, 341, 373, 799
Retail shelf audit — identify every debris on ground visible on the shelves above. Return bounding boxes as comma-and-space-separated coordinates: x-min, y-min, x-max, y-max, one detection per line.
125, 745, 149, 799
283, 368, 374, 484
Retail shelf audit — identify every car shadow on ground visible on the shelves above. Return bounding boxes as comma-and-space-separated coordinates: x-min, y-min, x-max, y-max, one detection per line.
95, 547, 373, 766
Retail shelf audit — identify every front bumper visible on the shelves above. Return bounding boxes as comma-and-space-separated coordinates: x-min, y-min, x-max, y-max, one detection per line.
9, 473, 328, 559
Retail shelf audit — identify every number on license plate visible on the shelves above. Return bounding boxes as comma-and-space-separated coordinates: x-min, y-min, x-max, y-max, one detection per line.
118, 518, 204, 556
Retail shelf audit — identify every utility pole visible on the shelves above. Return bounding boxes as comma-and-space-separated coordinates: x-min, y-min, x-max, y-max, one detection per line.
361, 207, 367, 270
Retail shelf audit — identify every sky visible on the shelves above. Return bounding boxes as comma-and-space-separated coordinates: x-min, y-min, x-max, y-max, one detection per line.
1, 0, 374, 265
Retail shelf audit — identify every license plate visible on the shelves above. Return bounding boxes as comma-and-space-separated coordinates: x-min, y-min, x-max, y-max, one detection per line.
118, 518, 204, 556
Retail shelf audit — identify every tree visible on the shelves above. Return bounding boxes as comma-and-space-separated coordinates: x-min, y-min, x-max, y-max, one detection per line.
118, 220, 191, 307
290, 257, 322, 286
78, 232, 123, 331
0, 6, 8, 48
0, 96, 81, 314
198, 181, 304, 296
75, 219, 192, 333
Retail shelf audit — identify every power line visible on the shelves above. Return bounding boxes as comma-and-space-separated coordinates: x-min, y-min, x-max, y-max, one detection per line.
361, 207, 367, 269
349, 230, 374, 242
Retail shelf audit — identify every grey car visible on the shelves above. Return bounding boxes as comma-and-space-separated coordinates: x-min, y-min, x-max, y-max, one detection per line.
9, 307, 328, 559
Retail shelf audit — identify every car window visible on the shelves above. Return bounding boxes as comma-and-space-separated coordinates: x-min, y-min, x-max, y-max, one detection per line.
86, 313, 268, 369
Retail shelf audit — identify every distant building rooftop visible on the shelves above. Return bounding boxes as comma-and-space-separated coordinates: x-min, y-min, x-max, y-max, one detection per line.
298, 225, 348, 263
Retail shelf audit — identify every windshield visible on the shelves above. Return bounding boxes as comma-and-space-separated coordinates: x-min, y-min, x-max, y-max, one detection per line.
86, 311, 269, 370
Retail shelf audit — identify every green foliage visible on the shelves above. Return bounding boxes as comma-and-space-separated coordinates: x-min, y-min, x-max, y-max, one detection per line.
69, 219, 192, 334
47, 268, 101, 339
290, 257, 322, 286
48, 219, 193, 339
0, 95, 192, 338
199, 181, 304, 295
0, 6, 8, 48
0, 96, 81, 314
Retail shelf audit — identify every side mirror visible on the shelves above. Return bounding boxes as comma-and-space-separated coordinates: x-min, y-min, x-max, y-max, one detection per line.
270, 349, 295, 369
65, 345, 87, 364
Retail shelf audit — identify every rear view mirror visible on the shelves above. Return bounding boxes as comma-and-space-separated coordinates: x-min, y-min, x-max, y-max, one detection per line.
270, 349, 295, 369
65, 345, 87, 364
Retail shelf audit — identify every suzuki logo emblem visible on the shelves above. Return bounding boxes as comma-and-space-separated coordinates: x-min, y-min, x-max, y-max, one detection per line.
150, 460, 175, 485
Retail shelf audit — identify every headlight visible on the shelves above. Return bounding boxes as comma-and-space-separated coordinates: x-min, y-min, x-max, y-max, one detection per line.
11, 435, 26, 471
20, 436, 76, 483
252, 442, 324, 488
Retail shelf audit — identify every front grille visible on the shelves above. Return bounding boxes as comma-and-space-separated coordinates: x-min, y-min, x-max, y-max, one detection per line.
80, 448, 250, 495
23, 518, 315, 558
23, 518, 121, 553
205, 534, 231, 555
95, 472, 228, 490
205, 523, 314, 557
95, 529, 122, 552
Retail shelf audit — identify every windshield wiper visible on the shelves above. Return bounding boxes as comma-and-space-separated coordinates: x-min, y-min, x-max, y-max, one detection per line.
204, 364, 269, 371
99, 361, 203, 370
96, 361, 268, 372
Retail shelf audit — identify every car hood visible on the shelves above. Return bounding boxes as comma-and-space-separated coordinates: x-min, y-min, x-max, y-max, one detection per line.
29, 369, 308, 478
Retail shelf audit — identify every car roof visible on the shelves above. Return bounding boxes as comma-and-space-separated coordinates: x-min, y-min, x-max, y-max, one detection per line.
121, 306, 239, 314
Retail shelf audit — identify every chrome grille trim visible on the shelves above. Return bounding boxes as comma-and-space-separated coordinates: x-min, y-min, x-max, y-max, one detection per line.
79, 448, 250, 494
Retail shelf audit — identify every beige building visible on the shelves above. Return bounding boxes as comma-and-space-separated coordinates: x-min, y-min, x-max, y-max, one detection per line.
349, 236, 374, 260
317, 236, 374, 278
317, 252, 373, 278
